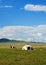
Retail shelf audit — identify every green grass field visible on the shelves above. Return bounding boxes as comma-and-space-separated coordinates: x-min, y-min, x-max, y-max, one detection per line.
0, 42, 46, 65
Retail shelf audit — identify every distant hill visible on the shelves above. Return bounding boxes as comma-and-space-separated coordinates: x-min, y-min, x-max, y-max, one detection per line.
0, 38, 45, 44
0, 38, 24, 42
0, 38, 10, 42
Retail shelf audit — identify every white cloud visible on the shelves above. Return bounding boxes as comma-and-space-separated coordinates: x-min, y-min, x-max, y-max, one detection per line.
36, 33, 42, 37
0, 25, 46, 42
0, 5, 13, 8
25, 38, 33, 42
23, 4, 46, 12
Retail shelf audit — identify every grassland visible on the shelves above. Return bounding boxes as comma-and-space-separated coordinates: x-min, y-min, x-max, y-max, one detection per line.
0, 42, 46, 65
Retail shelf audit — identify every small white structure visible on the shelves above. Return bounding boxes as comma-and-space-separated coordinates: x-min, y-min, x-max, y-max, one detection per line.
22, 45, 33, 50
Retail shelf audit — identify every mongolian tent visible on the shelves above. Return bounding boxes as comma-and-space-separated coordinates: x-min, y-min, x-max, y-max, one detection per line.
22, 45, 33, 50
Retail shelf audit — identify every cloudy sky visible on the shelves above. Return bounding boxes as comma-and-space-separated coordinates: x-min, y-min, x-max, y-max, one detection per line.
0, 0, 46, 42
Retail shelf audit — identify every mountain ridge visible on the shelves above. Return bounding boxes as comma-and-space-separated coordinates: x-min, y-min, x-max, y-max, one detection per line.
0, 38, 45, 44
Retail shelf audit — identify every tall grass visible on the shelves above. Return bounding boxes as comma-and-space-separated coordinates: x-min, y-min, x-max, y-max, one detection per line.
0, 42, 46, 65
0, 48, 46, 65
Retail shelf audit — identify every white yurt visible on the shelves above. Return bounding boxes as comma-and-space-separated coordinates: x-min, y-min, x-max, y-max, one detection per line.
22, 45, 33, 50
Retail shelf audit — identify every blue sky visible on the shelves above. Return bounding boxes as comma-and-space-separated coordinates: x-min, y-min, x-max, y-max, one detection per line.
0, 0, 46, 27
0, 0, 46, 42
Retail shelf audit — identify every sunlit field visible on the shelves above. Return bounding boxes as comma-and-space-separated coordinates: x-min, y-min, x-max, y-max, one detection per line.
0, 42, 46, 65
